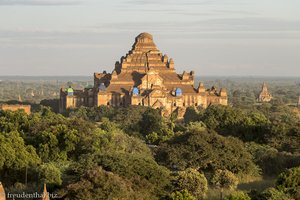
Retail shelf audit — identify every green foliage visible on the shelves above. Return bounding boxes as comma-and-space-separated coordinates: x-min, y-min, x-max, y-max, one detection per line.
1, 80, 300, 198
38, 162, 62, 185
68, 105, 115, 122
0, 131, 40, 170
186, 121, 207, 132
225, 191, 251, 200
211, 169, 239, 190
94, 152, 170, 189
98, 117, 119, 132
146, 132, 159, 144
65, 167, 141, 200
171, 189, 196, 200
200, 105, 271, 142
0, 109, 30, 133
175, 168, 208, 200
156, 128, 259, 176
183, 107, 200, 124
246, 142, 300, 175
276, 166, 300, 198
66, 130, 171, 199
93, 129, 153, 155
139, 108, 174, 143
111, 105, 148, 133
257, 187, 292, 200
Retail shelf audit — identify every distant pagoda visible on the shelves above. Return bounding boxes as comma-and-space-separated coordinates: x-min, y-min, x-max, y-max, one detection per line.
258, 82, 272, 102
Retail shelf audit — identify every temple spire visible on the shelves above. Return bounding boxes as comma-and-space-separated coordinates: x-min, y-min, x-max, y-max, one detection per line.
0, 182, 6, 200
18, 94, 22, 102
258, 82, 272, 102
42, 184, 50, 200
262, 82, 268, 92
197, 82, 206, 93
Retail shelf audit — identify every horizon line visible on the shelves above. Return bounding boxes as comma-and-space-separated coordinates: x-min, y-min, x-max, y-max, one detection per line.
1, 75, 300, 78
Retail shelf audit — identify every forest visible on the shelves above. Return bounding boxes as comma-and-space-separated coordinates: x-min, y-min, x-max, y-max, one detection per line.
0, 76, 299, 200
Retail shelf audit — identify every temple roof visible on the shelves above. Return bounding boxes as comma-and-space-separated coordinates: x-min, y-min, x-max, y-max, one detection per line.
118, 32, 174, 73
260, 82, 271, 95
132, 32, 157, 53
137, 32, 153, 39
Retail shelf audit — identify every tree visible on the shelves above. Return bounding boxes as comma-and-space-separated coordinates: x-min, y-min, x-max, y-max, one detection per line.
246, 142, 300, 176
175, 168, 208, 200
38, 162, 62, 185
66, 129, 171, 199
112, 105, 147, 133
65, 167, 139, 200
258, 187, 292, 200
156, 128, 259, 176
183, 107, 199, 124
171, 189, 196, 200
211, 169, 239, 200
0, 131, 40, 171
225, 191, 251, 200
199, 105, 271, 142
139, 108, 163, 135
139, 108, 174, 143
276, 166, 300, 199
0, 131, 40, 185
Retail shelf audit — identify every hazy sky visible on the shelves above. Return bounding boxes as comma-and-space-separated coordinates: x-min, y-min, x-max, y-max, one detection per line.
0, 0, 300, 76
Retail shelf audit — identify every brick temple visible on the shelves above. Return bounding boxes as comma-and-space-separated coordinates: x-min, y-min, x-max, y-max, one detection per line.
59, 32, 228, 117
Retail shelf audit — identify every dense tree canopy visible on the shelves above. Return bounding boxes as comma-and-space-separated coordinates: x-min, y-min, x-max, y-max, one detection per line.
156, 124, 259, 176
0, 91, 299, 200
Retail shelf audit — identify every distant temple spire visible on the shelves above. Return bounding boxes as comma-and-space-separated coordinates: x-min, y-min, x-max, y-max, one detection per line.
18, 94, 22, 102
42, 184, 50, 200
258, 82, 272, 102
0, 182, 6, 200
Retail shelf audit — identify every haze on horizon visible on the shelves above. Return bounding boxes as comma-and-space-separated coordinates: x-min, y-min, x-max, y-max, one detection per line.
0, 0, 299, 77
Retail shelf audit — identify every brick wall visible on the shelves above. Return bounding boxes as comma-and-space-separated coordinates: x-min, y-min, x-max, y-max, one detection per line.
0, 104, 31, 114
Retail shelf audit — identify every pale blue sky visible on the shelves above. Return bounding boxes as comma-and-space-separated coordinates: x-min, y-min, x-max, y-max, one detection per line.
0, 0, 299, 76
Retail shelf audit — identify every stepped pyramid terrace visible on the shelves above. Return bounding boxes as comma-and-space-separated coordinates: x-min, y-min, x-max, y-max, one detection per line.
59, 32, 228, 117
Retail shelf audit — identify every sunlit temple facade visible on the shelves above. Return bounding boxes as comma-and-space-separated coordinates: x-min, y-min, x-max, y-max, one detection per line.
59, 33, 228, 117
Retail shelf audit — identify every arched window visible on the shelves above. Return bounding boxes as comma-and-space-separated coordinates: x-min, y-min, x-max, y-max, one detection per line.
132, 87, 139, 96
99, 83, 106, 91
175, 88, 183, 96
